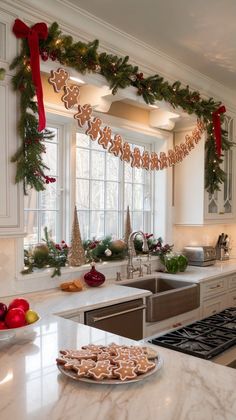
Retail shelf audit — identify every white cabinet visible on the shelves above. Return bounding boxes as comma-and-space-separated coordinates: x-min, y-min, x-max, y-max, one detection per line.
201, 274, 236, 318
174, 119, 236, 225
202, 294, 227, 318
0, 11, 24, 236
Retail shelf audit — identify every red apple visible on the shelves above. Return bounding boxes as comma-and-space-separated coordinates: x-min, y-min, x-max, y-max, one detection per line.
0, 320, 8, 330
8, 298, 30, 313
0, 302, 7, 320
5, 308, 26, 329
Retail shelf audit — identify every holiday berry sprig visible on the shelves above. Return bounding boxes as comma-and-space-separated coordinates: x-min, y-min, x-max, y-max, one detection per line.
10, 21, 232, 194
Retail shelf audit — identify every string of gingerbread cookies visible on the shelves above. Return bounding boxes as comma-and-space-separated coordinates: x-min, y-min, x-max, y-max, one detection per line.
48, 67, 205, 170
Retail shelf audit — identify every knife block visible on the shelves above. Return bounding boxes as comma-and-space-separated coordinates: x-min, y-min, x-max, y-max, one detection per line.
215, 245, 230, 261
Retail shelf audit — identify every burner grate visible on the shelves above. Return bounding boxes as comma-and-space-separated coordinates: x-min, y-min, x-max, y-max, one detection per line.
149, 307, 236, 359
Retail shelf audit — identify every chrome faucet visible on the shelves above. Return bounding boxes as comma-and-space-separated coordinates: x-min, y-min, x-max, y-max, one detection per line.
127, 231, 149, 279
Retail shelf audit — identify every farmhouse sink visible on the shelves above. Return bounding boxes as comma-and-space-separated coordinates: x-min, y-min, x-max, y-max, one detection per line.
121, 277, 200, 322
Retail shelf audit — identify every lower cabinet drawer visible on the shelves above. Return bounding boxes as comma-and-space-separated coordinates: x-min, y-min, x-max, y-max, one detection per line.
202, 278, 227, 299
227, 289, 236, 307
202, 294, 227, 318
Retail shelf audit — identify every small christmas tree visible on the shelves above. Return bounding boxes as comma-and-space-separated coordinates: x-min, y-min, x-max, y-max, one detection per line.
124, 205, 132, 245
68, 206, 86, 266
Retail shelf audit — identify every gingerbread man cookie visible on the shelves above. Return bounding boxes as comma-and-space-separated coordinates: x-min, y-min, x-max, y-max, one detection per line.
86, 117, 102, 141
109, 134, 123, 156
48, 68, 69, 92
120, 142, 132, 163
180, 142, 189, 158
174, 145, 183, 163
113, 361, 137, 381
150, 152, 159, 171
61, 85, 80, 109
132, 356, 156, 374
192, 127, 201, 144
168, 149, 176, 166
197, 118, 205, 133
75, 359, 96, 378
74, 104, 93, 127
89, 361, 113, 380
185, 134, 195, 151
159, 152, 168, 170
131, 147, 141, 168
98, 126, 112, 149
141, 151, 150, 170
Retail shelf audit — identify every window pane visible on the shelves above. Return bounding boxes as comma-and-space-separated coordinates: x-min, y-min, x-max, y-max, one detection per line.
134, 167, 143, 183
124, 161, 132, 181
132, 211, 143, 231
76, 179, 89, 210
124, 183, 132, 209
24, 211, 38, 246
133, 184, 143, 210
106, 154, 119, 180
40, 183, 58, 210
43, 142, 57, 176
106, 182, 118, 210
78, 211, 89, 239
91, 211, 104, 238
91, 181, 104, 209
91, 151, 105, 179
76, 133, 89, 148
40, 211, 57, 241
24, 189, 38, 210
76, 148, 89, 178
105, 212, 119, 236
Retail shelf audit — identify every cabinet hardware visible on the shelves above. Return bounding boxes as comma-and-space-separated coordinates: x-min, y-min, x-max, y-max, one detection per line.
233, 297, 236, 300
92, 305, 147, 323
218, 211, 225, 215
209, 284, 221, 290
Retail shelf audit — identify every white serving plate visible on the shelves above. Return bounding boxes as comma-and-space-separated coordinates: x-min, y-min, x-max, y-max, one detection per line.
57, 353, 163, 385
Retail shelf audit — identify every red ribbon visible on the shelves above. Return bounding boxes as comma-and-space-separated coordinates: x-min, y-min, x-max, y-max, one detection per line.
212, 105, 226, 157
12, 19, 48, 132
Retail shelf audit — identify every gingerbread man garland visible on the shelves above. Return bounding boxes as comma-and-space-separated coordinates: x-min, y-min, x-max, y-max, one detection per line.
86, 117, 102, 141
48, 68, 69, 92
109, 134, 123, 156
150, 152, 159, 171
98, 126, 112, 149
61, 85, 80, 109
74, 104, 93, 127
159, 152, 168, 170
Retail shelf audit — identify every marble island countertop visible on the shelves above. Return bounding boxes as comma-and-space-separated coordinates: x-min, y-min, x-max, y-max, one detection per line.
0, 314, 236, 420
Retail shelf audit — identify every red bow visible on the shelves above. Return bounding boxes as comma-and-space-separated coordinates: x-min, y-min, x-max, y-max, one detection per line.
12, 19, 48, 132
212, 105, 226, 157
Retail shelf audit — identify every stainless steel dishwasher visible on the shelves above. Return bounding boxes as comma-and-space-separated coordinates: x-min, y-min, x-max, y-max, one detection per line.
84, 298, 146, 340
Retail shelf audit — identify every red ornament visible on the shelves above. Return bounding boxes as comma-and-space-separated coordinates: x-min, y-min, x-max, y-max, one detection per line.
49, 50, 57, 61
5, 308, 26, 328
84, 263, 105, 287
0, 302, 8, 320
8, 298, 30, 313
40, 50, 49, 61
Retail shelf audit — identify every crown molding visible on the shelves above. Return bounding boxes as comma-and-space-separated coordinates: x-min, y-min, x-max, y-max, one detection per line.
2, 0, 236, 111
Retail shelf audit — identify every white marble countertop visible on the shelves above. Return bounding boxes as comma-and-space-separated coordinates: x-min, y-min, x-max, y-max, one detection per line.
0, 314, 236, 420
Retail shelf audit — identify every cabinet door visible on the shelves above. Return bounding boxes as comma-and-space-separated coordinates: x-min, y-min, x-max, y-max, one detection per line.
202, 294, 227, 318
0, 10, 17, 70
0, 75, 23, 236
204, 116, 235, 221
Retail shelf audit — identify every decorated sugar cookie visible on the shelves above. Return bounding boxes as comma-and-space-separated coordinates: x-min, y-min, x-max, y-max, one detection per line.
61, 85, 80, 109
74, 104, 92, 127
98, 126, 112, 149
86, 117, 102, 141
48, 68, 69, 92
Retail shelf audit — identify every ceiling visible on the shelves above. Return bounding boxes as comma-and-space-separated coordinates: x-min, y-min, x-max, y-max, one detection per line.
66, 0, 236, 91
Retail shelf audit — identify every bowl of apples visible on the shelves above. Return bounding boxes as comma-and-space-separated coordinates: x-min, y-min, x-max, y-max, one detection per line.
0, 298, 40, 340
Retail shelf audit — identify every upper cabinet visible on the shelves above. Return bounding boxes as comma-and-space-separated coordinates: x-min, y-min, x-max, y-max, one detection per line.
174, 116, 236, 225
0, 11, 24, 236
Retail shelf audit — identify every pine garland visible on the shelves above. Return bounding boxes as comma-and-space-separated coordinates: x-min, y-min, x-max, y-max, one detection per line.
10, 21, 232, 193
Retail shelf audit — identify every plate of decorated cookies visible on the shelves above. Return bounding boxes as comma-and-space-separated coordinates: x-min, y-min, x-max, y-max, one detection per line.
56, 343, 163, 384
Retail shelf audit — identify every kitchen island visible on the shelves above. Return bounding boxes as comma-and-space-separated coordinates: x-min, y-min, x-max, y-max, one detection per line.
0, 311, 236, 420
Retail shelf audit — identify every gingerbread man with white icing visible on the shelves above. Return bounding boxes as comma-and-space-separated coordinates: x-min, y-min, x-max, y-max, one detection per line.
159, 152, 168, 169
48, 68, 69, 92
74, 104, 92, 127
98, 126, 112, 149
86, 117, 102, 141
61, 85, 80, 109
131, 147, 141, 168
121, 142, 132, 162
141, 151, 150, 170
150, 152, 159, 171
109, 134, 123, 156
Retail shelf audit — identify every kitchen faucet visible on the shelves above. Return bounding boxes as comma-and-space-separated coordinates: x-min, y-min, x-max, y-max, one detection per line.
127, 231, 149, 279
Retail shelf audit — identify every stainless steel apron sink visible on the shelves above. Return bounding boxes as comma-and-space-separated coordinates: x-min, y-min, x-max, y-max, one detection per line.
120, 277, 200, 322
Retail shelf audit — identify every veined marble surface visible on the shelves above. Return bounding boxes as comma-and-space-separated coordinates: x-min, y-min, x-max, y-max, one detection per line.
0, 315, 235, 420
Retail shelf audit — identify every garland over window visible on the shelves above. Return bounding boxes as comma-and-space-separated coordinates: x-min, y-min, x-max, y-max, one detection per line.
10, 20, 232, 194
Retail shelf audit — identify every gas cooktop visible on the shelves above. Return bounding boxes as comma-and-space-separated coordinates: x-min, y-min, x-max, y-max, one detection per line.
149, 307, 236, 360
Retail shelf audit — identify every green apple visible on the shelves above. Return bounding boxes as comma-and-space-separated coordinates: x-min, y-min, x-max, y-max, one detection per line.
25, 309, 39, 324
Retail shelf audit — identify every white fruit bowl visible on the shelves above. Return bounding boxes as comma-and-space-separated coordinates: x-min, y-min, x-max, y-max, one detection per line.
0, 317, 41, 340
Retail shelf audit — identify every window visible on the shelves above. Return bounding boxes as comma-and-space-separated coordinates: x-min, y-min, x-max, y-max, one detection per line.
24, 121, 155, 248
